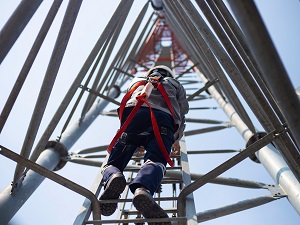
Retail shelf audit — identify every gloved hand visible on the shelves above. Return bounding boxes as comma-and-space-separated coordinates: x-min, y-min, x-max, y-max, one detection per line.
172, 141, 181, 155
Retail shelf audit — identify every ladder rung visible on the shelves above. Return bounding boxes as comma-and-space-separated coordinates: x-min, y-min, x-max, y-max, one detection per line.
161, 178, 183, 184
121, 207, 178, 215
86, 216, 186, 224
131, 154, 182, 160
124, 178, 182, 185
99, 196, 178, 204
124, 166, 182, 172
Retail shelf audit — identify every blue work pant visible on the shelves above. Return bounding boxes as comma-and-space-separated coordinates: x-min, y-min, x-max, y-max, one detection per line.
103, 107, 175, 195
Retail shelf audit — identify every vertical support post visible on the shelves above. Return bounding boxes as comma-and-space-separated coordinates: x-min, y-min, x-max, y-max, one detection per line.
0, 0, 43, 63
179, 136, 198, 225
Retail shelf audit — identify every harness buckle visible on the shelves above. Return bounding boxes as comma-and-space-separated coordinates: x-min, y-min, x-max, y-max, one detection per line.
119, 132, 127, 145
161, 127, 168, 135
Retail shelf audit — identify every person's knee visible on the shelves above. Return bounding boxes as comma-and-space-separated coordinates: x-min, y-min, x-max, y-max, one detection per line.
128, 160, 166, 195
143, 159, 166, 176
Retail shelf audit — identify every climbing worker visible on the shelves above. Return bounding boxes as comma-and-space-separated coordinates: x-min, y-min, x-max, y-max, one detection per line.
99, 65, 189, 221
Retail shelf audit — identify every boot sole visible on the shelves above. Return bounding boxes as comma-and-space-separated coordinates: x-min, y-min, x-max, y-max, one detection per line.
133, 189, 170, 224
99, 173, 126, 216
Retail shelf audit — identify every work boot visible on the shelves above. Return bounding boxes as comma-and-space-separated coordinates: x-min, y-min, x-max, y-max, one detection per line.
99, 172, 126, 216
133, 187, 170, 225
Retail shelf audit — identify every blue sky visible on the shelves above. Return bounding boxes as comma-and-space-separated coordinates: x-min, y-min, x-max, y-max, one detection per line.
0, 0, 299, 224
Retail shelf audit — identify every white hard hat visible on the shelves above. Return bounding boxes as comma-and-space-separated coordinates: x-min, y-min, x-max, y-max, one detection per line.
146, 65, 175, 78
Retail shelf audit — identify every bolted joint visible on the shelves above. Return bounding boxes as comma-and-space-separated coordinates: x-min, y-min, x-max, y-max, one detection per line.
109, 84, 121, 99
151, 0, 163, 10
45, 140, 68, 171
246, 132, 269, 163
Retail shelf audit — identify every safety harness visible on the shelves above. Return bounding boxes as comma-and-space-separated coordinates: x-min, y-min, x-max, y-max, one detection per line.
107, 74, 175, 167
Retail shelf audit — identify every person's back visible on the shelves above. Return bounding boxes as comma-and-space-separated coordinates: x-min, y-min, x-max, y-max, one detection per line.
99, 65, 189, 223
125, 66, 188, 140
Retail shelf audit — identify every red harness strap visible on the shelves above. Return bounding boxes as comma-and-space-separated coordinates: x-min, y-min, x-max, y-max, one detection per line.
107, 80, 175, 167
118, 80, 147, 122
156, 82, 175, 120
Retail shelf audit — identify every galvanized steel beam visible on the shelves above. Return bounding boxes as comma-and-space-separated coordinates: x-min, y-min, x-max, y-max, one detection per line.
0, 0, 43, 63
193, 71, 300, 216
13, 0, 83, 188
28, 0, 130, 164
0, 146, 101, 224
197, 195, 281, 222
0, 0, 63, 133
227, 0, 300, 151
0, 85, 121, 223
0, 0, 132, 212
163, 0, 256, 133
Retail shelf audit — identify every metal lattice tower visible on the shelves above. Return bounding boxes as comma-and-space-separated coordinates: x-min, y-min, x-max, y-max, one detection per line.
0, 0, 299, 224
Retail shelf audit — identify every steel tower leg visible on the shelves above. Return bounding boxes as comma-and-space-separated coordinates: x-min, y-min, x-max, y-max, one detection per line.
0, 86, 122, 224
257, 144, 300, 214
0, 0, 43, 63
226, 0, 300, 150
197, 70, 300, 215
